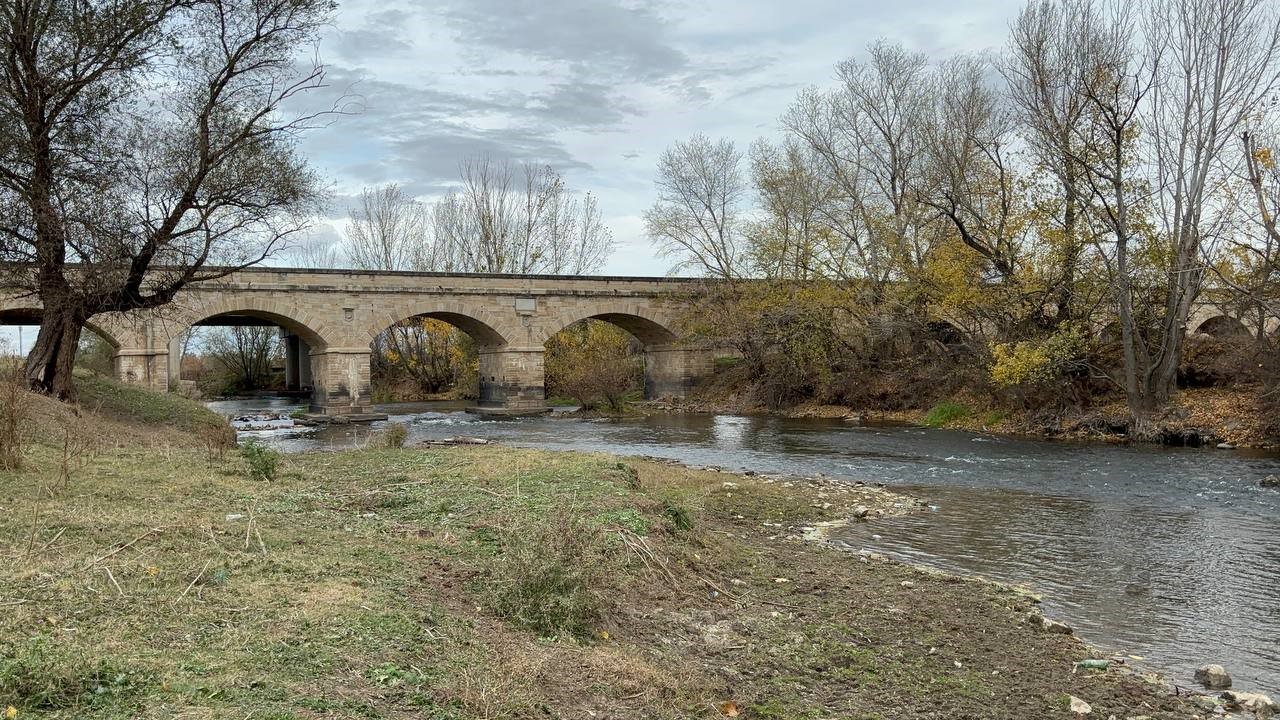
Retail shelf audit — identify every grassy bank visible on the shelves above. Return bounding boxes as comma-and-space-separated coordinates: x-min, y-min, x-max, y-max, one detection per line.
0, 383, 1201, 718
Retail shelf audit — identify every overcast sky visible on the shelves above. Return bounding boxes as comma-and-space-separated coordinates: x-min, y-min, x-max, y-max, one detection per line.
293, 0, 1027, 276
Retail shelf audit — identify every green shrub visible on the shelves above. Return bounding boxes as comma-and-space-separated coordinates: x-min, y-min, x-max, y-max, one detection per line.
239, 439, 280, 481
923, 401, 970, 428
486, 509, 616, 637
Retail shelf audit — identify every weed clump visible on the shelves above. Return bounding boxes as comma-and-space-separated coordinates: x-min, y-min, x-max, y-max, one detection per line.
0, 357, 30, 471
239, 439, 280, 481
0, 636, 143, 711
607, 462, 640, 488
486, 509, 618, 637
662, 501, 694, 532
380, 421, 409, 449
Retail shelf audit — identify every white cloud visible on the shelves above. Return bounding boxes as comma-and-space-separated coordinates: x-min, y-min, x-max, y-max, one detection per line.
293, 0, 1026, 276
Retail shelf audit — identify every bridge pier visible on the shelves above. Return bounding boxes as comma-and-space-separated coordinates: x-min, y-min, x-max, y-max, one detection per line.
113, 348, 168, 390
644, 346, 714, 400
282, 331, 312, 391
478, 347, 546, 412
308, 348, 375, 416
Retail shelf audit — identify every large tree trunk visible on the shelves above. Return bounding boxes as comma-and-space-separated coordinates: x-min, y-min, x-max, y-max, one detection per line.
24, 304, 86, 401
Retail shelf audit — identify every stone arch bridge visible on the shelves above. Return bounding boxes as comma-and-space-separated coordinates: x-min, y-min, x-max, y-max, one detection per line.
1, 268, 714, 416
2, 268, 1267, 416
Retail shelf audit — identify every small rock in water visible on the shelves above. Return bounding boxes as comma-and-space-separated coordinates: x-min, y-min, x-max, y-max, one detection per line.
852, 505, 870, 519
1261, 475, 1280, 488
870, 534, 882, 541
1042, 618, 1073, 635
1216, 442, 1236, 450
1194, 664, 1232, 690
1222, 691, 1277, 719
1069, 695, 1092, 715
1191, 695, 1225, 713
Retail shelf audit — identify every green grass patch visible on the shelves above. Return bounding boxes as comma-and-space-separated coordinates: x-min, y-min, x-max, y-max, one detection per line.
923, 400, 970, 428
73, 370, 228, 436
0, 636, 147, 713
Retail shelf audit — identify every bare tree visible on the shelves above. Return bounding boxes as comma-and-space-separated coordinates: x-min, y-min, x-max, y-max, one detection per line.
1142, 0, 1280, 400
919, 55, 1025, 285
0, 0, 338, 398
1004, 0, 1105, 322
748, 138, 828, 280
431, 156, 612, 274
645, 133, 746, 278
346, 184, 431, 271
285, 230, 344, 269
1227, 128, 1280, 331
1062, 0, 1280, 433
203, 325, 281, 392
781, 41, 938, 288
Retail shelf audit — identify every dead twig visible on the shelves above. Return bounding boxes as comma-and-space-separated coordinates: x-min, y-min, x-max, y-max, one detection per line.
84, 527, 163, 570
174, 560, 211, 605
103, 566, 124, 597
39, 526, 66, 553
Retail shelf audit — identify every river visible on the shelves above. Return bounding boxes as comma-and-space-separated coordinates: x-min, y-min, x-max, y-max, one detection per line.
208, 397, 1280, 693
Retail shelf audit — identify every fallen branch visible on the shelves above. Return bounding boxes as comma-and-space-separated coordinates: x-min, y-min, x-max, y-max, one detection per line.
174, 560, 211, 605
103, 566, 124, 597
84, 527, 164, 570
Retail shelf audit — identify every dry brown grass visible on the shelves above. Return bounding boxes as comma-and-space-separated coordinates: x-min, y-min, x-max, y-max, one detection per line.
0, 402, 1203, 720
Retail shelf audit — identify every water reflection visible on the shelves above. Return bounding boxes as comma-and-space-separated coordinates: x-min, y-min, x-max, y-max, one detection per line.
208, 397, 1280, 691
835, 485, 1279, 691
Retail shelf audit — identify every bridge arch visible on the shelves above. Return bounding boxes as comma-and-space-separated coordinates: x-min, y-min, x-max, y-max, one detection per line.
172, 297, 334, 350
1193, 314, 1249, 339
363, 302, 512, 348
0, 307, 126, 350
539, 304, 710, 402
537, 303, 681, 347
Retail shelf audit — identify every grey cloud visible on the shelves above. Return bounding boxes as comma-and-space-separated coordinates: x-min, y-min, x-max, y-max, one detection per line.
288, 63, 601, 205
523, 81, 640, 129
424, 0, 689, 81
305, 64, 640, 132
390, 125, 589, 186
330, 9, 416, 61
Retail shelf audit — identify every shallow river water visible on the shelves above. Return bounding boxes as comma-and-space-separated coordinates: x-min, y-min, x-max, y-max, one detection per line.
208, 397, 1280, 692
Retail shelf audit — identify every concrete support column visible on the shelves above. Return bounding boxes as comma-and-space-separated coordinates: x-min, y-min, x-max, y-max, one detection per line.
167, 337, 184, 389
478, 346, 546, 410
283, 332, 301, 391
308, 347, 373, 415
643, 346, 713, 400
298, 338, 313, 388
113, 348, 169, 391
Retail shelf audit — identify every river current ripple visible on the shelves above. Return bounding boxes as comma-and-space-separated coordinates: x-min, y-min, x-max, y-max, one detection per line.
209, 398, 1280, 693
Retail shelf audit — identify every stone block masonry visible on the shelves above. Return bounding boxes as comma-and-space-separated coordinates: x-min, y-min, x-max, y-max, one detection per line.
2, 268, 716, 415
